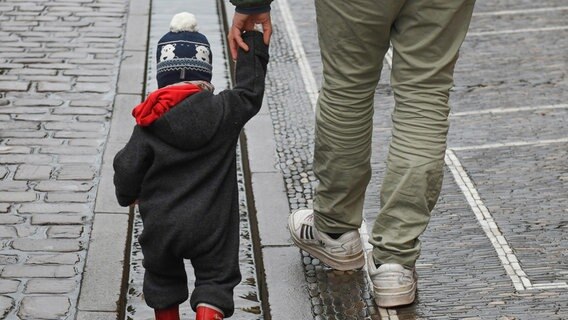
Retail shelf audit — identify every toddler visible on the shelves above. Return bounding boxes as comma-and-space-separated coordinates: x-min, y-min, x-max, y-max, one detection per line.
113, 12, 269, 320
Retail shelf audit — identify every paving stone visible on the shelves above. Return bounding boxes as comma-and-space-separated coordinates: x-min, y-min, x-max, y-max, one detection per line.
77, 75, 113, 83
0, 154, 53, 164
24, 75, 74, 83
0, 122, 38, 131
52, 107, 108, 115
7, 139, 63, 146
13, 114, 73, 122
0, 226, 17, 238
76, 311, 117, 320
53, 131, 105, 139
77, 115, 110, 122
40, 146, 100, 155
49, 52, 88, 59
0, 204, 10, 213
15, 225, 38, 237
64, 69, 114, 76
0, 192, 37, 203
0, 279, 20, 293
13, 98, 64, 107
18, 203, 88, 214
0, 296, 14, 318
79, 213, 129, 311
2, 265, 75, 278
12, 58, 61, 65
9, 68, 57, 76
26, 253, 80, 265
68, 139, 104, 147
56, 166, 96, 180
58, 155, 100, 164
0, 182, 28, 191
37, 82, 72, 92
0, 131, 46, 138
0, 255, 18, 265
75, 82, 113, 93
0, 146, 32, 154
18, 296, 70, 319
0, 75, 19, 81
14, 165, 53, 180
69, 100, 111, 108
25, 278, 77, 294
23, 63, 75, 70
0, 106, 48, 114
0, 215, 25, 225
0, 81, 29, 91
44, 122, 104, 132
34, 181, 93, 192
12, 239, 82, 252
45, 193, 89, 203
30, 214, 85, 226
47, 226, 83, 238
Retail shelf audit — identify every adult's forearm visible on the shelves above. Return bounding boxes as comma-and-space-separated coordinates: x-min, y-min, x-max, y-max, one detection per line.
230, 0, 272, 14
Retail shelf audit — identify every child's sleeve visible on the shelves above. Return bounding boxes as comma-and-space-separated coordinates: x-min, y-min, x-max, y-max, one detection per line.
221, 30, 269, 126
112, 126, 153, 207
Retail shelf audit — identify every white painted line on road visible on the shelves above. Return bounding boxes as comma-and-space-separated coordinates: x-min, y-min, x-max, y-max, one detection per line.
473, 6, 568, 17
445, 149, 527, 291
528, 283, 568, 290
468, 26, 568, 37
445, 149, 568, 291
451, 137, 568, 151
451, 103, 568, 116
277, 0, 319, 110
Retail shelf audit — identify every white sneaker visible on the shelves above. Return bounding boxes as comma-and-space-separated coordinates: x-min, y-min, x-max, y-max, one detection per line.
367, 251, 417, 307
288, 209, 364, 271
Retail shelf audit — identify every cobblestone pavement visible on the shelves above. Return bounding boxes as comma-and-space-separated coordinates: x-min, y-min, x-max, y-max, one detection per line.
0, 0, 130, 318
264, 0, 568, 319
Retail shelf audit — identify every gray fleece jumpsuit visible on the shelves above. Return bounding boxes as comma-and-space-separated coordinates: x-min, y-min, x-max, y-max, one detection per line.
113, 32, 268, 315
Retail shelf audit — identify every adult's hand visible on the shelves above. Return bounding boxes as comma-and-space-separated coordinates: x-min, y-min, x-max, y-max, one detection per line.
228, 11, 272, 60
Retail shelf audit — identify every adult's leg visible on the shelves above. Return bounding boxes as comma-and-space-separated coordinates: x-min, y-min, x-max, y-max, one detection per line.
370, 0, 476, 267
313, 0, 403, 233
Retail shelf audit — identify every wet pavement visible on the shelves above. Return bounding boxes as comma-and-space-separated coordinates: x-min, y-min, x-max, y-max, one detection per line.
0, 0, 566, 319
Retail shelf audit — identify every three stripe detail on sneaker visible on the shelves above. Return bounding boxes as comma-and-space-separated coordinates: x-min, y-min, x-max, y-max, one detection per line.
300, 224, 315, 240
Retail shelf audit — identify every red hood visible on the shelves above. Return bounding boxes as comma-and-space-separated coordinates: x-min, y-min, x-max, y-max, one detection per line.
132, 83, 202, 126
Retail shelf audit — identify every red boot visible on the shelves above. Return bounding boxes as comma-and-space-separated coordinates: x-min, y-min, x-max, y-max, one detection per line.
196, 303, 224, 320
154, 304, 180, 320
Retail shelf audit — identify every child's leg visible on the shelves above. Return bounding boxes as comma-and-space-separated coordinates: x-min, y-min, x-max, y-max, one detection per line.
189, 231, 241, 317
154, 304, 180, 320
196, 303, 224, 320
142, 249, 189, 312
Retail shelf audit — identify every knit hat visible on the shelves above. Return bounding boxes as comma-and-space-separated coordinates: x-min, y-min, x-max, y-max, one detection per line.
156, 12, 213, 88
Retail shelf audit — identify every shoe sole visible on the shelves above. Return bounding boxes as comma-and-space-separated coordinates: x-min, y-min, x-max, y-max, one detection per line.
288, 214, 365, 271
372, 282, 416, 307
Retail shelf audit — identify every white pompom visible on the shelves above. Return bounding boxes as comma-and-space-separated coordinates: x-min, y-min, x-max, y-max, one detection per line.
170, 12, 198, 32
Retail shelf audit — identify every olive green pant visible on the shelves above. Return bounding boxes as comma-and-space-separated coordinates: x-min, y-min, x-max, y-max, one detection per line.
312, 0, 475, 267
